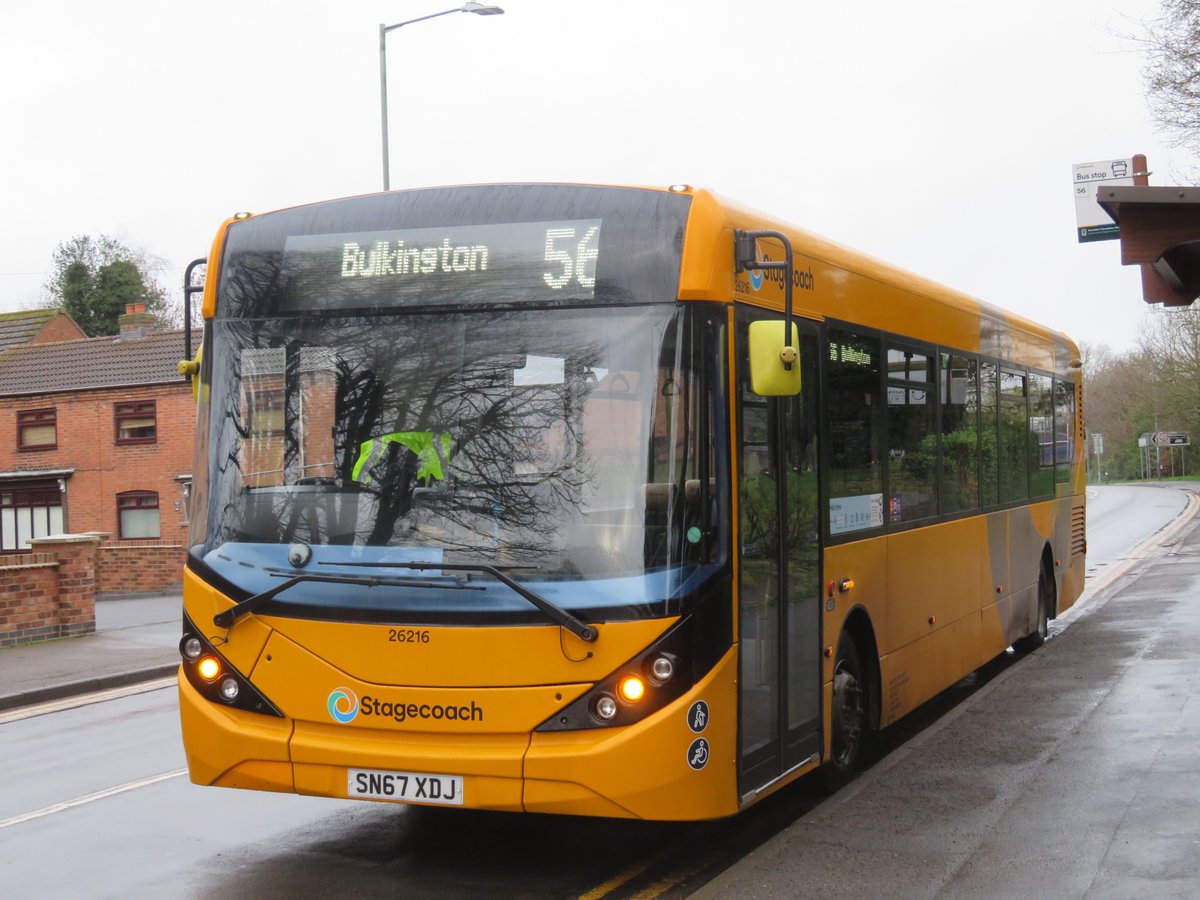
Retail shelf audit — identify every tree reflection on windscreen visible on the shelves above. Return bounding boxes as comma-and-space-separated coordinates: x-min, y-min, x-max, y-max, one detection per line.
204, 305, 720, 585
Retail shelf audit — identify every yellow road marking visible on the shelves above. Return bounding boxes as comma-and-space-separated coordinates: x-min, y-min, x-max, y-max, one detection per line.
578, 848, 673, 900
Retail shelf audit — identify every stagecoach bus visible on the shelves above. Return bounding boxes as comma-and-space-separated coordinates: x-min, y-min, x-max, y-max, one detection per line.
177, 183, 1085, 820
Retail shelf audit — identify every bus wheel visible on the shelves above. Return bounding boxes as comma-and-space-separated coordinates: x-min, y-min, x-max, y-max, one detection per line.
824, 633, 866, 788
1013, 564, 1053, 653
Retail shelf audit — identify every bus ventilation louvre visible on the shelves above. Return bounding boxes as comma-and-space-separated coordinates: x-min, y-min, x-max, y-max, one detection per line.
1071, 506, 1087, 559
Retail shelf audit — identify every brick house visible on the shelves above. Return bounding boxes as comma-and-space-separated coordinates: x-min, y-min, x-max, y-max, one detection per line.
0, 308, 86, 352
0, 305, 196, 568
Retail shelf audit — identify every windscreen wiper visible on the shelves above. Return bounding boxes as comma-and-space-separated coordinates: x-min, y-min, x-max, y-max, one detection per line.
323, 561, 598, 643
212, 572, 484, 629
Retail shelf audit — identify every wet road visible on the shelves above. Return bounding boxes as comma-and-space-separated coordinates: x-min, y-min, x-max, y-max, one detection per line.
0, 483, 1192, 899
1082, 483, 1190, 585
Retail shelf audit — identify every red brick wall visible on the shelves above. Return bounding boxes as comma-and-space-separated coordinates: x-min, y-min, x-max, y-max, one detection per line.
50, 536, 100, 635
96, 542, 185, 594
0, 553, 61, 646
0, 536, 185, 645
0, 382, 194, 540
0, 535, 101, 647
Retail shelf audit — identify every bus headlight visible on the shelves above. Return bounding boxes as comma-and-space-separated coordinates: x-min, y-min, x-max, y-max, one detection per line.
618, 675, 646, 703
180, 612, 283, 718
649, 655, 675, 684
593, 694, 618, 721
181, 636, 203, 661
537, 616, 709, 732
219, 677, 241, 703
198, 656, 221, 681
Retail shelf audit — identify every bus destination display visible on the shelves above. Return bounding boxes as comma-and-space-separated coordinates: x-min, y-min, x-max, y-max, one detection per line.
280, 219, 602, 309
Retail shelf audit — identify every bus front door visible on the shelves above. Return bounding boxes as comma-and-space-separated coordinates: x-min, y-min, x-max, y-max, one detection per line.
735, 311, 822, 798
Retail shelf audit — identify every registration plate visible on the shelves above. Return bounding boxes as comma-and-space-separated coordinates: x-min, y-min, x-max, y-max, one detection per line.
347, 768, 464, 806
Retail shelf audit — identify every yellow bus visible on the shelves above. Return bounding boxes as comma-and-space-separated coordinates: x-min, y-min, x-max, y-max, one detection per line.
177, 183, 1085, 820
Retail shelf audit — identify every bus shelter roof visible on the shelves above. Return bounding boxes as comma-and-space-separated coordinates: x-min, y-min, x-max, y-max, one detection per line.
1096, 185, 1200, 307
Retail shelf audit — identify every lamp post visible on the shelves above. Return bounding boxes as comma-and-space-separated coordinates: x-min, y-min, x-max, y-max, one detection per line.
380, 2, 504, 191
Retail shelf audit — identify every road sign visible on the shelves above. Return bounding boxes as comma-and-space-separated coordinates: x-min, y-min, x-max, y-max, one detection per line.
1073, 158, 1135, 242
1152, 431, 1190, 446
1093, 433, 1104, 455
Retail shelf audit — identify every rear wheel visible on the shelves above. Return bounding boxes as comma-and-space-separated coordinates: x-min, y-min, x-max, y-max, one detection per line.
823, 633, 866, 788
1013, 564, 1054, 653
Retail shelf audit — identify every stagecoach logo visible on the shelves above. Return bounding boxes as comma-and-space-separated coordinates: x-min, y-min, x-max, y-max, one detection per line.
745, 254, 816, 294
328, 687, 360, 723
327, 686, 487, 726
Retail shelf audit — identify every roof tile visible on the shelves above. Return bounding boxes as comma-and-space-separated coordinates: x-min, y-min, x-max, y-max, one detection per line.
0, 330, 199, 396
0, 310, 57, 354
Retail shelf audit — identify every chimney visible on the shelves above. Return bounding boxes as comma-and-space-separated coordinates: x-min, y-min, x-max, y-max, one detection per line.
118, 302, 156, 339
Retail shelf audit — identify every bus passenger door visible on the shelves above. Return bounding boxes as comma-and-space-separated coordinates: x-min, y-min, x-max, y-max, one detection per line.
735, 312, 823, 798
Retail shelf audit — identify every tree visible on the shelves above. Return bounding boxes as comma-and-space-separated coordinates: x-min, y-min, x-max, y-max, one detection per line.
43, 235, 169, 337
1142, 1, 1200, 164
1082, 306, 1200, 480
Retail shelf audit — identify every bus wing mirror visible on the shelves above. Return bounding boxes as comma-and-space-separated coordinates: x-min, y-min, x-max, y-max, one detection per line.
748, 321, 801, 396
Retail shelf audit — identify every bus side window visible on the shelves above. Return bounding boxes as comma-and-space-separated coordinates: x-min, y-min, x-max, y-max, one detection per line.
1053, 378, 1075, 485
827, 329, 883, 536
1029, 373, 1055, 498
940, 353, 980, 515
885, 343, 936, 523
998, 369, 1029, 503
980, 362, 1000, 506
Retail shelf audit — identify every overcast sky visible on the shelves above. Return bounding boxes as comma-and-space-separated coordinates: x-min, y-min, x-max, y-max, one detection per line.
1, 0, 1190, 352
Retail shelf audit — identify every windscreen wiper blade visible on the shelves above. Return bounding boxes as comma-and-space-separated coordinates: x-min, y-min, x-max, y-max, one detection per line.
323, 561, 598, 643
212, 572, 483, 629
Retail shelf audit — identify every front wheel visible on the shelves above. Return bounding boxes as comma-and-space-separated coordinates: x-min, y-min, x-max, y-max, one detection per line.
823, 633, 867, 789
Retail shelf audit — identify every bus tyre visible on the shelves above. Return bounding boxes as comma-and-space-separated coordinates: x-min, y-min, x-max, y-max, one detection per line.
1013, 565, 1053, 654
823, 633, 867, 790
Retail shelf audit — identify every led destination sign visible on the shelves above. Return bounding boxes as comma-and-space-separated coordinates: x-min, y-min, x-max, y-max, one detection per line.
280, 219, 602, 309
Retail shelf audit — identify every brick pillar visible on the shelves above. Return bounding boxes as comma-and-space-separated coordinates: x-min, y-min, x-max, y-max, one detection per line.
30, 534, 102, 637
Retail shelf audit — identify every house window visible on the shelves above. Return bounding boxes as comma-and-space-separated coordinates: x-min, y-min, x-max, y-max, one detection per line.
118, 491, 160, 539
17, 408, 57, 451
0, 483, 64, 551
115, 400, 157, 444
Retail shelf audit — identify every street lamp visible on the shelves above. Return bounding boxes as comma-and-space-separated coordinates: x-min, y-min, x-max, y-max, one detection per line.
379, 2, 505, 191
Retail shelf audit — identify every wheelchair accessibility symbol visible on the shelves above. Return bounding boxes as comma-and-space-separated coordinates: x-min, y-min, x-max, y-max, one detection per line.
687, 737, 710, 771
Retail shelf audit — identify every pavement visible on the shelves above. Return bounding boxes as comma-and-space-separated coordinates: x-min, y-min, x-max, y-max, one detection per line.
0, 593, 180, 711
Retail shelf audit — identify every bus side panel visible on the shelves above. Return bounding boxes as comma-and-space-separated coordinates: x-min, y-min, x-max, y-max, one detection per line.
877, 611, 982, 727
1060, 496, 1089, 619
822, 538, 887, 688
884, 519, 989, 653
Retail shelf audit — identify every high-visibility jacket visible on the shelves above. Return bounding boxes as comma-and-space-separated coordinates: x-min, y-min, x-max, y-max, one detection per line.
351, 431, 451, 488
